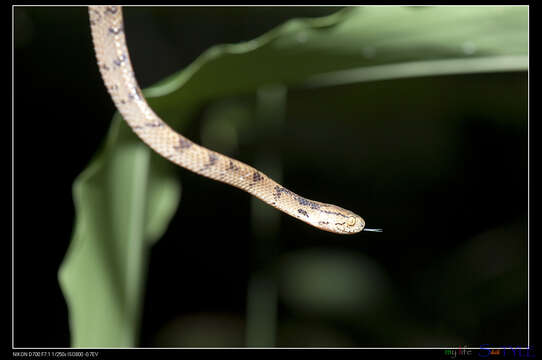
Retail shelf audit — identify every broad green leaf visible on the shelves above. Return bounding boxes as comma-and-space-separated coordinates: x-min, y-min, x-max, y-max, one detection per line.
58, 6, 527, 347
57, 114, 182, 347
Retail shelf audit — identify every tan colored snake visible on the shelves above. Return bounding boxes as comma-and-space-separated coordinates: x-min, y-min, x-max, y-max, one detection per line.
89, 5, 380, 234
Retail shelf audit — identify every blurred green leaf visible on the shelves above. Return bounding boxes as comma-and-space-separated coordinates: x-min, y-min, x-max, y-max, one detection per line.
278, 248, 391, 318
58, 6, 527, 347
57, 113, 182, 347
146, 6, 527, 102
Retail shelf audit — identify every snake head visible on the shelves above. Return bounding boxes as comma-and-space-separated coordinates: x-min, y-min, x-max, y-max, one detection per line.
335, 213, 365, 234
314, 205, 365, 234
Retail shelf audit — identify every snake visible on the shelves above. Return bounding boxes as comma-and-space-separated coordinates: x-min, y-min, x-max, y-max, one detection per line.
88, 5, 381, 235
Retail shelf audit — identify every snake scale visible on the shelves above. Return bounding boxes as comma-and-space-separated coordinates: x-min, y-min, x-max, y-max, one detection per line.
89, 5, 380, 235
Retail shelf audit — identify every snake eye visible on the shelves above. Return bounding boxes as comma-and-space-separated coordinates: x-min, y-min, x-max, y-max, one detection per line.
347, 217, 356, 226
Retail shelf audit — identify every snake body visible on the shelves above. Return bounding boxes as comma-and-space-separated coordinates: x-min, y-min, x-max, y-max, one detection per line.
89, 5, 368, 234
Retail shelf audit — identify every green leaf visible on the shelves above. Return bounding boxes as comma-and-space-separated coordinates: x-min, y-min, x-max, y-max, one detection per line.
58, 6, 527, 347
58, 113, 182, 347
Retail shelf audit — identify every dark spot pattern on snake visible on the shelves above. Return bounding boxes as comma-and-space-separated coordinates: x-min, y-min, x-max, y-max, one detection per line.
297, 209, 309, 217
273, 185, 290, 201
253, 171, 263, 182
272, 186, 348, 220
200, 153, 218, 171
320, 209, 348, 218
226, 160, 239, 172
90, 9, 102, 25
108, 27, 123, 35
113, 54, 127, 67
297, 196, 321, 210
128, 87, 142, 101
104, 6, 119, 15
174, 138, 193, 151
145, 121, 163, 128
273, 186, 321, 210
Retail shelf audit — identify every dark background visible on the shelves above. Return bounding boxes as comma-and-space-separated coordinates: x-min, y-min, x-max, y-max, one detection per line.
14, 7, 529, 348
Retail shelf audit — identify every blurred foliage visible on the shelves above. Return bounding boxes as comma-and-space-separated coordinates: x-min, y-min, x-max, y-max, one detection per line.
52, 6, 528, 347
